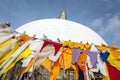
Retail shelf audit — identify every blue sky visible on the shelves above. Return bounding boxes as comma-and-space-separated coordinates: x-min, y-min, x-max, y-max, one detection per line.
0, 0, 120, 47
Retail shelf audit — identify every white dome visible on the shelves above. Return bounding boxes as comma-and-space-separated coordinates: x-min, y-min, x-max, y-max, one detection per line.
16, 19, 107, 45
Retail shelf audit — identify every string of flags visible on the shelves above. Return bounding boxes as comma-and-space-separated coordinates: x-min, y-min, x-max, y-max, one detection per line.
0, 27, 120, 80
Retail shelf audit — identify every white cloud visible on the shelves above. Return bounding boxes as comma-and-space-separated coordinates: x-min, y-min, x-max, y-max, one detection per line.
90, 18, 103, 27
98, 13, 120, 46
106, 13, 111, 17
105, 14, 120, 32
98, 27, 105, 37
113, 33, 120, 44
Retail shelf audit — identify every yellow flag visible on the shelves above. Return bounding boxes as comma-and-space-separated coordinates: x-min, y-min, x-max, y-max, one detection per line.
0, 43, 20, 65
0, 39, 11, 48
0, 39, 16, 58
0, 49, 12, 60
1, 46, 31, 74
42, 58, 52, 72
49, 59, 60, 80
72, 64, 79, 79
